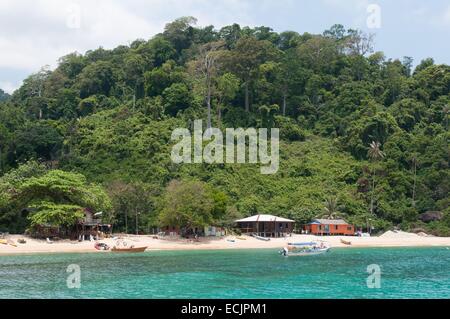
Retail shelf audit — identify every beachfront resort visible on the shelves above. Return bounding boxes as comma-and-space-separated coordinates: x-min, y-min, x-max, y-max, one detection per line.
1, 211, 449, 256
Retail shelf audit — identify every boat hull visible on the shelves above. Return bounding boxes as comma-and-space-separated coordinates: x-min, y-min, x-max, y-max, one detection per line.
281, 241, 331, 257
252, 234, 271, 241
111, 246, 148, 253
285, 248, 330, 256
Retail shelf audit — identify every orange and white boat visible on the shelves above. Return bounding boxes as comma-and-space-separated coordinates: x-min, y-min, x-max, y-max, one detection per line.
111, 246, 147, 253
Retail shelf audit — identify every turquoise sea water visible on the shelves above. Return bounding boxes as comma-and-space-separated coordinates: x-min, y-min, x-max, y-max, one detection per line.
1, 247, 449, 299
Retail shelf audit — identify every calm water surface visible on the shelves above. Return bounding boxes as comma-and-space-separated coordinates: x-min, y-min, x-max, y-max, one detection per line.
0, 247, 449, 299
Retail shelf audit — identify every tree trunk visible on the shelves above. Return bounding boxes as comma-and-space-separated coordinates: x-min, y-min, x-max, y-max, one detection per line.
206, 78, 212, 129
125, 212, 128, 234
217, 104, 222, 125
245, 82, 250, 112
412, 162, 417, 208
370, 172, 376, 216
282, 93, 287, 116
133, 84, 136, 110
135, 209, 139, 235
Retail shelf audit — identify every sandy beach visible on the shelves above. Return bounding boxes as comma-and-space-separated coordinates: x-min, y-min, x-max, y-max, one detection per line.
1, 231, 450, 255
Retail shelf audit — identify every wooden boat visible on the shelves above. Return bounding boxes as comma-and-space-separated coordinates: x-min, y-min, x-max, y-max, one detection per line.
252, 234, 271, 241
340, 238, 352, 246
280, 242, 330, 257
7, 240, 17, 247
0, 239, 17, 247
111, 246, 147, 253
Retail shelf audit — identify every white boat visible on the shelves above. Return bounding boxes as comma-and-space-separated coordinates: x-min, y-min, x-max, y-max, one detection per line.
280, 242, 330, 257
252, 234, 271, 241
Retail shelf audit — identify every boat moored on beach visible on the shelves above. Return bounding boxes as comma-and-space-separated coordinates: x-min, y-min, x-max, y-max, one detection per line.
280, 241, 330, 257
252, 234, 271, 241
94, 242, 110, 251
111, 246, 148, 253
111, 239, 147, 253
340, 238, 352, 246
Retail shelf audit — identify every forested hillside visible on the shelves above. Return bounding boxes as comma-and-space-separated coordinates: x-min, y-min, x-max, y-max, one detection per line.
0, 18, 449, 235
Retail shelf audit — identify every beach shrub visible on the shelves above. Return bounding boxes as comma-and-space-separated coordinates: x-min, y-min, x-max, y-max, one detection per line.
158, 180, 215, 235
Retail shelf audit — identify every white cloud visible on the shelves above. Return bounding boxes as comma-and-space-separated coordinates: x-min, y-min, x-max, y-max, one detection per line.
0, 81, 19, 94
0, 0, 256, 74
0, 0, 448, 94
0, 0, 257, 92
442, 5, 450, 25
0, 0, 161, 72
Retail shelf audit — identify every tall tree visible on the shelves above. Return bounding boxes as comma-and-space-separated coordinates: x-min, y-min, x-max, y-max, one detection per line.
219, 23, 242, 48
158, 180, 213, 236
367, 141, 386, 216
443, 104, 449, 131
123, 54, 146, 107
0, 89, 10, 102
228, 36, 277, 112
189, 41, 226, 128
77, 61, 117, 98
107, 181, 155, 235
215, 73, 240, 123
345, 29, 375, 56
276, 49, 305, 116
21, 66, 51, 119
409, 153, 419, 208
163, 16, 198, 53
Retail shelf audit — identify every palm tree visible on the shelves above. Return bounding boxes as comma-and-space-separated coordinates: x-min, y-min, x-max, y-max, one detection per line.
320, 197, 343, 220
368, 141, 386, 216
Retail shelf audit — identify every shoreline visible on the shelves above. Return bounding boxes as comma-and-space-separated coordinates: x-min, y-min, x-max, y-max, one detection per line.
1, 244, 449, 258
1, 233, 450, 256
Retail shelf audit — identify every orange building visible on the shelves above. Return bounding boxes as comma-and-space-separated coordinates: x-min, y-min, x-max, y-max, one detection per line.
304, 219, 355, 236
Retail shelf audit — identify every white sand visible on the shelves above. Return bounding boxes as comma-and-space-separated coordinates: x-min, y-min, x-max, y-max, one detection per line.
379, 230, 421, 238
1, 232, 450, 255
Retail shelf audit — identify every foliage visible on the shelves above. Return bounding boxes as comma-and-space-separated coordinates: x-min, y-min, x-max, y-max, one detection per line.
0, 168, 111, 231
158, 180, 214, 231
28, 202, 85, 227
0, 89, 10, 102
0, 19, 449, 235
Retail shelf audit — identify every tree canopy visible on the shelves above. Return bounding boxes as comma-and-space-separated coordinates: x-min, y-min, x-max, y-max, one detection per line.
0, 19, 449, 236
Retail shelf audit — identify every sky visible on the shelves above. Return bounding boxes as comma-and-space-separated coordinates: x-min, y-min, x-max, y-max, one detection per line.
1, 0, 450, 94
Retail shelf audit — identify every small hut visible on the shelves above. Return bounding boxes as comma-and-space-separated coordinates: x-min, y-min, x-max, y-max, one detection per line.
75, 209, 112, 240
235, 214, 295, 238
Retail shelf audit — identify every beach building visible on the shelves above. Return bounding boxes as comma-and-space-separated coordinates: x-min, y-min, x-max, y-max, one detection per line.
75, 209, 112, 241
204, 226, 226, 237
304, 219, 355, 236
235, 214, 295, 238
159, 225, 225, 238
30, 209, 111, 240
